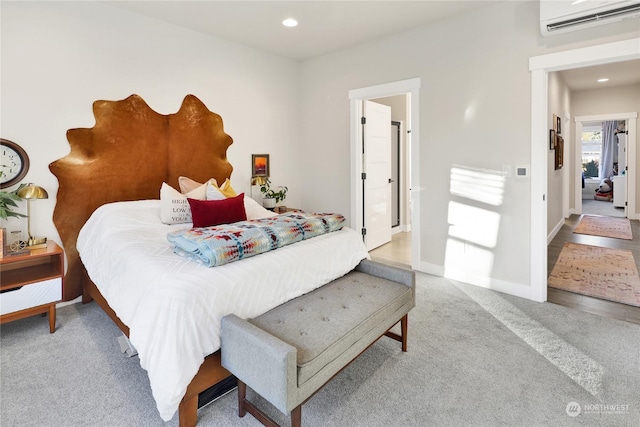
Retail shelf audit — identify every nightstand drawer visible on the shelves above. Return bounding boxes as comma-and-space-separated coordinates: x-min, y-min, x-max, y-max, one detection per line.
0, 278, 62, 315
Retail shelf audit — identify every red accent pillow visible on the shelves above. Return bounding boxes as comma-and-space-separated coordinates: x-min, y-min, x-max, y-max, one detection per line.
187, 193, 247, 227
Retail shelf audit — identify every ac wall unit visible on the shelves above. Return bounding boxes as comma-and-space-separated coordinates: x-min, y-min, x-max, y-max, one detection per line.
540, 0, 640, 36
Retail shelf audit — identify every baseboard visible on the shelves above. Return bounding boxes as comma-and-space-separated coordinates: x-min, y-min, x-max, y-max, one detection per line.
417, 261, 533, 301
547, 217, 565, 245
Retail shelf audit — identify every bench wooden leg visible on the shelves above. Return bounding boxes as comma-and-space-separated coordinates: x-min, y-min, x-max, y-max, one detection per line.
238, 380, 280, 427
384, 314, 409, 352
291, 405, 301, 427
238, 380, 247, 417
401, 314, 408, 352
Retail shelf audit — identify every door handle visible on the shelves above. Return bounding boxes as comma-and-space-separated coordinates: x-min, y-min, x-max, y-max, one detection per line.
388, 178, 394, 183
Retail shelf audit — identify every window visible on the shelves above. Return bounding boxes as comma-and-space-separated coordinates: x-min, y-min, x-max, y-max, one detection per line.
581, 124, 601, 179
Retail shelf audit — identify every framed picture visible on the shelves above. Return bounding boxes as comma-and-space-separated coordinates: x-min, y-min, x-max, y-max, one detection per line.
252, 154, 270, 177
549, 129, 556, 150
556, 116, 562, 135
555, 136, 564, 170
553, 114, 557, 132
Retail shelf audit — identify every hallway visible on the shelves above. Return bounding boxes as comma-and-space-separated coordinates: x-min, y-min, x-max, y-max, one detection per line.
548, 214, 640, 324
369, 226, 640, 324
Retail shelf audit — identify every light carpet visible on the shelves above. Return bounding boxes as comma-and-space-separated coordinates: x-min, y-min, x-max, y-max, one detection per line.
2, 272, 639, 426
549, 242, 640, 307
573, 215, 633, 240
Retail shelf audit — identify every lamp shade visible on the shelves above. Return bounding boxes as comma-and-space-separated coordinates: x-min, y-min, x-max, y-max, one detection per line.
17, 183, 48, 200
251, 176, 267, 186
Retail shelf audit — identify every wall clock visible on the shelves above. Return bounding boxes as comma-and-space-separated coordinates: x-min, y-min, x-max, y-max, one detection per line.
1, 138, 30, 189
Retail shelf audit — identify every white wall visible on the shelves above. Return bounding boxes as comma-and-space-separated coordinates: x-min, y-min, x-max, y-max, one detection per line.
298, 1, 640, 294
547, 71, 571, 236
1, 1, 301, 242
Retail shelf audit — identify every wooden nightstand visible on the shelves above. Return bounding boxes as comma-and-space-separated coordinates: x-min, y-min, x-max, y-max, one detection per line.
0, 241, 64, 333
275, 206, 301, 213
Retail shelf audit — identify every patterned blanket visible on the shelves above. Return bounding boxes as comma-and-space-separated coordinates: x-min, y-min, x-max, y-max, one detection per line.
167, 212, 346, 267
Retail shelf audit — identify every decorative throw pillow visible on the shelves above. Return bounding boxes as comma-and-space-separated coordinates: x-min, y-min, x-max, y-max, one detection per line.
178, 176, 217, 194
188, 193, 247, 227
205, 181, 227, 201
160, 183, 206, 224
244, 195, 278, 220
209, 178, 237, 198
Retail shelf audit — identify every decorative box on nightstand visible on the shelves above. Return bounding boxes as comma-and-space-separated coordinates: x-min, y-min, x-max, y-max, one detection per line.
0, 241, 64, 333
274, 206, 301, 213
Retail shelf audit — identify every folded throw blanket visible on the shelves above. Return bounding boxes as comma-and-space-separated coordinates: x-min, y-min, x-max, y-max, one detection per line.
167, 212, 346, 267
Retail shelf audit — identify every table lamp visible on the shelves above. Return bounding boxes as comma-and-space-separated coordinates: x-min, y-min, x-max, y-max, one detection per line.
16, 183, 49, 248
250, 176, 267, 201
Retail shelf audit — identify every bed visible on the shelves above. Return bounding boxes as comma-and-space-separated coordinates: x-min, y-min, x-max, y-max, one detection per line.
48, 94, 369, 426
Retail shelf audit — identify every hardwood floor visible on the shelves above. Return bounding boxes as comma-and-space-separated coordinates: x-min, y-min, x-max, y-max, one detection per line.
369, 231, 411, 268
371, 217, 640, 325
548, 214, 640, 325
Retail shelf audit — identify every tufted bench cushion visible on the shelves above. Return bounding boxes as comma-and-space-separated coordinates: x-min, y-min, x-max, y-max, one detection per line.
251, 271, 412, 386
221, 259, 415, 427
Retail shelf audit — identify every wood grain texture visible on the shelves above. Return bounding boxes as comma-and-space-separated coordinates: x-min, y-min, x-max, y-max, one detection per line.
548, 214, 640, 324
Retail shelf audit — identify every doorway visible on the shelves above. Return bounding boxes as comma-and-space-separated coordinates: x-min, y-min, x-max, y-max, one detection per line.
575, 116, 634, 219
349, 78, 421, 269
529, 38, 640, 303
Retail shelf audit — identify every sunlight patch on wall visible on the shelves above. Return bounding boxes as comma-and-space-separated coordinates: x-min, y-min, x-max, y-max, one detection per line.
448, 201, 500, 248
444, 237, 495, 277
445, 165, 505, 279
450, 165, 505, 206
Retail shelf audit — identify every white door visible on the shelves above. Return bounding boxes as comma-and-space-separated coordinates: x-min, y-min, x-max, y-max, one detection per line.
363, 100, 392, 250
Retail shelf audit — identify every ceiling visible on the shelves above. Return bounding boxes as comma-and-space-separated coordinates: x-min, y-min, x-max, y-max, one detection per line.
105, 1, 499, 60
558, 59, 640, 91
105, 1, 639, 90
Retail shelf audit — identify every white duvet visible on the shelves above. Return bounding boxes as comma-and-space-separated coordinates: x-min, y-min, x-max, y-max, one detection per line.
76, 200, 369, 421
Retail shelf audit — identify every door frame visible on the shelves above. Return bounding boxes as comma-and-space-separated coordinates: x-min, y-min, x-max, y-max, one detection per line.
573, 113, 637, 218
391, 120, 401, 229
349, 78, 421, 268
529, 38, 640, 303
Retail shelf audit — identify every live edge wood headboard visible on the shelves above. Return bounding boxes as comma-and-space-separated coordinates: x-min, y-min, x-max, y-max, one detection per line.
49, 94, 233, 301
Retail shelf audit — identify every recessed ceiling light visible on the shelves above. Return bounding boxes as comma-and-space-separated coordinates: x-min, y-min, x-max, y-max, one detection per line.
597, 78, 609, 83
282, 18, 298, 28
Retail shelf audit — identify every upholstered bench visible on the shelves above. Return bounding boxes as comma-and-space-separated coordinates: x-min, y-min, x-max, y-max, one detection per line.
220, 259, 415, 427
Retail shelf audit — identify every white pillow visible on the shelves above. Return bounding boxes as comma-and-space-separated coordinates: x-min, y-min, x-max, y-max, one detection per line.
244, 196, 278, 220
160, 183, 206, 224
178, 176, 217, 194
205, 181, 227, 201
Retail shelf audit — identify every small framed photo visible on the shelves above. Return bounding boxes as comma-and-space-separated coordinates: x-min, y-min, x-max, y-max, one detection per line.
556, 116, 562, 135
555, 136, 564, 170
549, 129, 556, 150
252, 154, 270, 177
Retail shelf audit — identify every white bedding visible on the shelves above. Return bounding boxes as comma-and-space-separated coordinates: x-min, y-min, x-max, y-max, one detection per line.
76, 200, 369, 421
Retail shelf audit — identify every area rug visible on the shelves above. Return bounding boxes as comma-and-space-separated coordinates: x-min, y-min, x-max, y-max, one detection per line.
573, 215, 632, 240
549, 242, 640, 307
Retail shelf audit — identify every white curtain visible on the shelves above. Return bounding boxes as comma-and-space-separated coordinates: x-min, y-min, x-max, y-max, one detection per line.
600, 121, 617, 180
